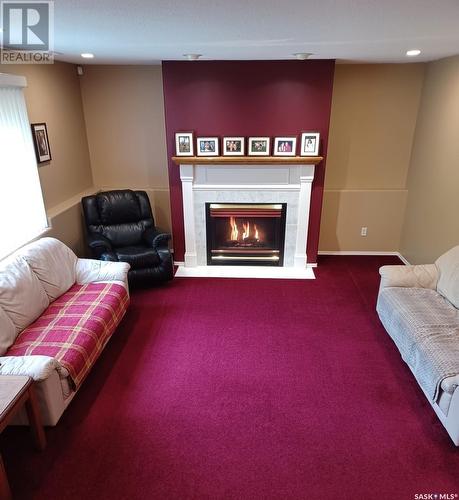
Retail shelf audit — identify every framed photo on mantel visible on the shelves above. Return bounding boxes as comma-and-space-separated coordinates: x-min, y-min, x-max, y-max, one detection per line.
273, 136, 297, 156
223, 136, 245, 156
300, 132, 320, 156
248, 137, 270, 156
175, 131, 194, 156
197, 137, 219, 156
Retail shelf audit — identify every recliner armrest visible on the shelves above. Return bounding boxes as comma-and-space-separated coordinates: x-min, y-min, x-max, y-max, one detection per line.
143, 227, 171, 249
379, 264, 439, 290
87, 233, 113, 257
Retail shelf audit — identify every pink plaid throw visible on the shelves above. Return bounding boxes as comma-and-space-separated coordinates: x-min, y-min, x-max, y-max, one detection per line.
7, 283, 129, 389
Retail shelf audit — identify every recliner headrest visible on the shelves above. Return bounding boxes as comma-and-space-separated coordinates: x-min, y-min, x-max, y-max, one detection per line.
96, 190, 141, 225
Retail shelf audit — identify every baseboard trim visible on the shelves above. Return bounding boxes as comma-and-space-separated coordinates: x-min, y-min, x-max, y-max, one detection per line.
396, 253, 410, 265
318, 250, 410, 264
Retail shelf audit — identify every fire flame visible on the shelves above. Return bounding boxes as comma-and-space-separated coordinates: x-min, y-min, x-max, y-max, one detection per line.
230, 216, 239, 241
242, 222, 250, 240
229, 218, 260, 242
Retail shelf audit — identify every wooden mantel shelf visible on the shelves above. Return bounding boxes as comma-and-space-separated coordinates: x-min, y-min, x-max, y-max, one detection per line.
172, 155, 323, 166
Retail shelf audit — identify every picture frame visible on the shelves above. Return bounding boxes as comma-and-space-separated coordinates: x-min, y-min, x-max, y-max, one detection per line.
223, 136, 245, 156
175, 131, 194, 156
300, 132, 320, 156
273, 136, 297, 157
197, 137, 219, 156
248, 137, 271, 156
31, 123, 51, 163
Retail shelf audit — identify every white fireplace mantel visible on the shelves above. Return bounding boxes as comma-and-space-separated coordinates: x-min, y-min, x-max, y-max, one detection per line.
173, 156, 322, 278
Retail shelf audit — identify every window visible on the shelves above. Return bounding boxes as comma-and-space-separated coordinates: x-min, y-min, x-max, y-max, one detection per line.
0, 73, 48, 259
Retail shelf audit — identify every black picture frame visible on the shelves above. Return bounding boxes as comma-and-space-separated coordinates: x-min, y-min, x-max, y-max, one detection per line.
31, 122, 51, 163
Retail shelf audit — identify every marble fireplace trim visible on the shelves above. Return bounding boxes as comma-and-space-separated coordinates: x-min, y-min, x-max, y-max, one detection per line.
179, 163, 315, 269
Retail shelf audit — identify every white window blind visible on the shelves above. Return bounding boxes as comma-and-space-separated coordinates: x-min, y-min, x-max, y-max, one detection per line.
0, 74, 48, 259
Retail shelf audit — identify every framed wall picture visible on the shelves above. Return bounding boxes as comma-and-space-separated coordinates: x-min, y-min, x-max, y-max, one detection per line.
248, 137, 271, 156
197, 137, 219, 156
223, 136, 245, 156
175, 131, 194, 156
300, 132, 320, 156
31, 123, 51, 163
273, 136, 297, 156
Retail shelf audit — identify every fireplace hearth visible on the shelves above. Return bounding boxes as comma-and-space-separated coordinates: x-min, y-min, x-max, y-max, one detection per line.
206, 203, 287, 266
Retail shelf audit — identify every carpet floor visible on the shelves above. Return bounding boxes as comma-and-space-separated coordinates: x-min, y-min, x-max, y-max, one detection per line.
2, 256, 459, 499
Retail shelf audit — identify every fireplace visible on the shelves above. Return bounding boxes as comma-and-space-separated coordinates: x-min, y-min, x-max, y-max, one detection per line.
174, 157, 320, 277
206, 203, 287, 266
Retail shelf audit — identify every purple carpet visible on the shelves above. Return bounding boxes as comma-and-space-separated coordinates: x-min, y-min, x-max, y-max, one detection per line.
2, 256, 459, 499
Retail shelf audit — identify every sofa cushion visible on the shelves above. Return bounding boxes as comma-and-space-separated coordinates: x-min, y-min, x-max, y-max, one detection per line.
436, 245, 459, 309
19, 237, 77, 302
7, 282, 129, 388
0, 306, 16, 355
0, 255, 49, 334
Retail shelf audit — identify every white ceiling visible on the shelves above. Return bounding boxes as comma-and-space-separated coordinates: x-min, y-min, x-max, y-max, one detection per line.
53, 0, 459, 64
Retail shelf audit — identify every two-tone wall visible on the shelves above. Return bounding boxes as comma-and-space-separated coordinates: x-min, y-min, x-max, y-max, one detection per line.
79, 62, 426, 260
161, 60, 335, 264
2, 58, 457, 262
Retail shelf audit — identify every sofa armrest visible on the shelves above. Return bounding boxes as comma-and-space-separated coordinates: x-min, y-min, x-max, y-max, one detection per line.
0, 355, 64, 381
441, 374, 459, 395
143, 227, 171, 249
76, 258, 130, 288
379, 264, 439, 290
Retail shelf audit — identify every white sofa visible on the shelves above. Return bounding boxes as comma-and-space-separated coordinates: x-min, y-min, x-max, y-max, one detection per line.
377, 246, 459, 445
0, 238, 130, 425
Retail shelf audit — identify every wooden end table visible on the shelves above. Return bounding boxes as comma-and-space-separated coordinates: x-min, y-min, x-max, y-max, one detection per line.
0, 376, 46, 500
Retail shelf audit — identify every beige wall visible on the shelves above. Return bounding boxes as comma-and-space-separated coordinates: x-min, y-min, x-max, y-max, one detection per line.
0, 61, 94, 254
0, 61, 93, 209
400, 56, 459, 264
79, 65, 171, 232
46, 203, 89, 256
319, 63, 425, 252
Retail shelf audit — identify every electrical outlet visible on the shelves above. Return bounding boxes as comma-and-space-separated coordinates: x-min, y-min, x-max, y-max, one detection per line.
360, 227, 368, 237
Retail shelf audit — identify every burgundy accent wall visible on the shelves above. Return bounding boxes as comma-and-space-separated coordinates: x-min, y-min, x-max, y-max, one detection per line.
162, 60, 335, 263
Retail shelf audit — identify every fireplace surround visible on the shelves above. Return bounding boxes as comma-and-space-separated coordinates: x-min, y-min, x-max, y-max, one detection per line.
173, 156, 322, 278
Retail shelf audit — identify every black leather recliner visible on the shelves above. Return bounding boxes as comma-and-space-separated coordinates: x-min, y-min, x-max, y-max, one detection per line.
81, 190, 173, 287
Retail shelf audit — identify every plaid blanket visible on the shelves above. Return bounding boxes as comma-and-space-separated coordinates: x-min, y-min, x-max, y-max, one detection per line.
7, 283, 129, 389
377, 286, 459, 401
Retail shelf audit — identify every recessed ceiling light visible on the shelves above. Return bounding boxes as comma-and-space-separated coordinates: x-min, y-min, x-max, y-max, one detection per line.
183, 54, 201, 61
81, 53, 94, 59
293, 53, 312, 60
406, 49, 421, 57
